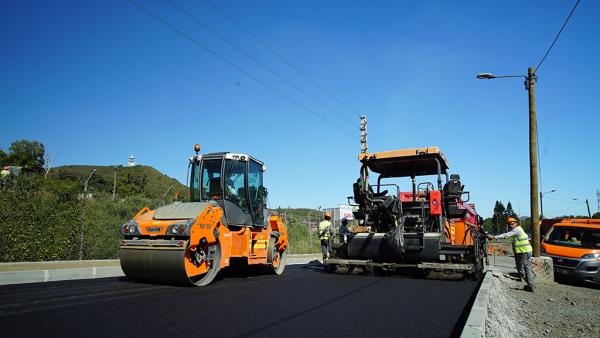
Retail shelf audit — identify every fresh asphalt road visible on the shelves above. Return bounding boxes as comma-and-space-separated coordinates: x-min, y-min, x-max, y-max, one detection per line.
0, 264, 480, 337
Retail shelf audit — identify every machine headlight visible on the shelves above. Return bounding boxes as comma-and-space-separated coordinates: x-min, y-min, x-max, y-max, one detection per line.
580, 253, 600, 259
167, 220, 194, 236
122, 221, 139, 235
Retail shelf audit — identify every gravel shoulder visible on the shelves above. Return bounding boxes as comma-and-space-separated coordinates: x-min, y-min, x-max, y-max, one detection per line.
486, 256, 600, 337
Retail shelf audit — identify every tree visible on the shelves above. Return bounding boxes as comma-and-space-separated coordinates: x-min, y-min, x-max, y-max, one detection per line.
6, 140, 45, 172
521, 217, 532, 232
492, 201, 506, 234
506, 201, 518, 220
593, 212, 600, 219
0, 149, 7, 165
482, 218, 495, 233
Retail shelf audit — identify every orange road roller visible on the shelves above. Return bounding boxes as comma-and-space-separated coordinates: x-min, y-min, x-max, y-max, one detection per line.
120, 145, 288, 286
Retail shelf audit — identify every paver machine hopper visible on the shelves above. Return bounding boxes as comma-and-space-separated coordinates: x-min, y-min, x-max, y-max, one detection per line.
120, 145, 288, 286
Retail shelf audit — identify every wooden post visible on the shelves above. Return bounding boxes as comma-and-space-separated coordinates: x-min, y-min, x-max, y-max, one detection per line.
528, 67, 540, 257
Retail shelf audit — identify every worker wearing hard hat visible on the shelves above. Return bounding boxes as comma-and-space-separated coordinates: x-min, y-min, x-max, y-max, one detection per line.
0, 165, 9, 187
488, 217, 535, 291
318, 214, 333, 261
1, 165, 9, 179
339, 218, 350, 243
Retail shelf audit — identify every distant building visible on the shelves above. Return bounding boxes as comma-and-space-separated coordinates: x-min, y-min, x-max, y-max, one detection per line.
324, 204, 356, 227
127, 155, 136, 167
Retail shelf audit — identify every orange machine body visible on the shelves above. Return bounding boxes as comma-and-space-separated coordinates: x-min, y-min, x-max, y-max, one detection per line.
128, 204, 288, 277
119, 149, 288, 286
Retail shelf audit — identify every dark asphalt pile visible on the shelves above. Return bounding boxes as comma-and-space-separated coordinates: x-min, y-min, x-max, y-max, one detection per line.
0, 264, 479, 337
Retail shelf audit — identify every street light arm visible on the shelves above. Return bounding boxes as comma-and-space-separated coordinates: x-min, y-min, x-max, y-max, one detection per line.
493, 75, 527, 79
476, 73, 527, 80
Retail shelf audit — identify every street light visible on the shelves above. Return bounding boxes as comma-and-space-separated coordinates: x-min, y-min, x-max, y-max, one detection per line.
476, 73, 495, 79
540, 189, 557, 219
572, 198, 592, 217
476, 73, 527, 80
477, 66, 541, 257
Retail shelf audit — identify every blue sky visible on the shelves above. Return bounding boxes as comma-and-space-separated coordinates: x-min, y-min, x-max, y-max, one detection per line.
1, 0, 598, 218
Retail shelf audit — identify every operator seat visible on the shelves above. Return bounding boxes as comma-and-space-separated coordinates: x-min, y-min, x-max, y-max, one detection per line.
209, 177, 222, 199
443, 174, 466, 217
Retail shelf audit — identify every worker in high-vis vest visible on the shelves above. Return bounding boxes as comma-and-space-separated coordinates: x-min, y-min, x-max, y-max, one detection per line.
318, 214, 333, 260
488, 217, 535, 291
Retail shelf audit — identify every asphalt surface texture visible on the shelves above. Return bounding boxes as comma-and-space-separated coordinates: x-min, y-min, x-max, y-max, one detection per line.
0, 263, 480, 337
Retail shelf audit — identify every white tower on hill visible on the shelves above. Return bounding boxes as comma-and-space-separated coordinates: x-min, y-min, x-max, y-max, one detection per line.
127, 154, 136, 167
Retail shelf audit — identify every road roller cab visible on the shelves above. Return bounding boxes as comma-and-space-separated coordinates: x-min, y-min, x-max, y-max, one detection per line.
120, 145, 288, 286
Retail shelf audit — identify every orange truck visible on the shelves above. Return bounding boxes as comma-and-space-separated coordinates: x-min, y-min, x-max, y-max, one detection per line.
120, 145, 288, 286
541, 219, 600, 285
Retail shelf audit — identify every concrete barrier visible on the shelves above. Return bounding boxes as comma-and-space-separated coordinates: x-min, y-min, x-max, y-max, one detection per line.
531, 256, 554, 284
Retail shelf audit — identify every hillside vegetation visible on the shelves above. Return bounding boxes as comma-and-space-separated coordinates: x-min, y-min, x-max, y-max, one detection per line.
48, 165, 187, 199
0, 139, 323, 261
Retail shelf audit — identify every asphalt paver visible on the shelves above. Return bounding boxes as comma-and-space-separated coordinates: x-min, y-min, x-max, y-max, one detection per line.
0, 264, 480, 337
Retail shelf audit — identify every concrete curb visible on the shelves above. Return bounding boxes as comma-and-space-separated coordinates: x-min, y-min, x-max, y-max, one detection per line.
0, 254, 322, 286
0, 266, 125, 286
460, 272, 492, 338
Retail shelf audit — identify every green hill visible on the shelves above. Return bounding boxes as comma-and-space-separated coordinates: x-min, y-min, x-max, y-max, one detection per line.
47, 165, 187, 199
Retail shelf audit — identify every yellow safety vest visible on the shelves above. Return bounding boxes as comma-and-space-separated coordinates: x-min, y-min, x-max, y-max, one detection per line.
512, 226, 533, 254
319, 220, 332, 240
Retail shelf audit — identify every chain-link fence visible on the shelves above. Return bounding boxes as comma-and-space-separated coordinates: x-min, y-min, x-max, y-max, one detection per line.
0, 177, 325, 262
77, 196, 164, 260
0, 183, 165, 262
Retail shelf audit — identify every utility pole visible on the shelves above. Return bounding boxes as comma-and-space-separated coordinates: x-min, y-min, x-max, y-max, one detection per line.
80, 168, 96, 260
162, 185, 173, 205
540, 189, 556, 220
585, 199, 591, 218
111, 165, 118, 200
308, 208, 316, 254
476, 67, 540, 256
83, 169, 96, 194
539, 192, 544, 220
527, 67, 541, 257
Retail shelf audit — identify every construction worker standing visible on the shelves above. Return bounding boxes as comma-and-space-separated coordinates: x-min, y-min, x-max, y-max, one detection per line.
0, 165, 9, 188
488, 217, 535, 292
1, 165, 9, 179
339, 218, 350, 243
318, 214, 332, 260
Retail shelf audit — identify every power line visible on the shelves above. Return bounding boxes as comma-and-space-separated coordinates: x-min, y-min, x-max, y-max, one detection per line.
535, 0, 581, 198
204, 0, 361, 118
534, 0, 581, 74
546, 202, 585, 217
545, 196, 573, 204
127, 0, 357, 138
168, 0, 357, 128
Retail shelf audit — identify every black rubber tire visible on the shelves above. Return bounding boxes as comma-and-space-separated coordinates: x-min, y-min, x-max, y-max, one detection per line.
267, 237, 287, 275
